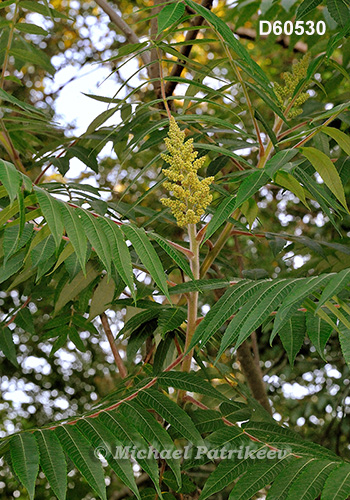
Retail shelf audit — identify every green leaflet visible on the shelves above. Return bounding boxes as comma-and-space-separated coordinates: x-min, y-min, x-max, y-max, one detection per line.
34, 187, 64, 247
217, 279, 300, 359
122, 224, 170, 300
119, 309, 159, 338
10, 433, 39, 500
296, 0, 322, 19
54, 261, 100, 313
127, 320, 157, 360
88, 273, 116, 320
0, 327, 18, 367
301, 147, 349, 213
59, 203, 88, 273
267, 458, 317, 500
316, 268, 350, 311
137, 388, 203, 445
0, 88, 46, 115
220, 401, 251, 423
55, 425, 107, 500
321, 463, 350, 500
30, 235, 56, 268
229, 454, 294, 500
306, 313, 333, 360
235, 170, 270, 208
99, 218, 135, 300
327, 0, 350, 27
188, 280, 264, 352
119, 400, 182, 487
198, 457, 251, 500
34, 430, 67, 500
274, 171, 310, 209
156, 307, 186, 336
278, 314, 305, 365
158, 371, 226, 400
204, 195, 237, 242
184, 0, 271, 88
76, 419, 140, 500
293, 167, 341, 234
264, 150, 299, 177
339, 329, 350, 368
243, 422, 338, 460
272, 274, 333, 337
77, 209, 112, 276
98, 410, 161, 495
149, 232, 194, 280
168, 278, 231, 295
323, 127, 350, 156
0, 159, 21, 203
0, 250, 26, 284
285, 459, 338, 500
157, 2, 185, 34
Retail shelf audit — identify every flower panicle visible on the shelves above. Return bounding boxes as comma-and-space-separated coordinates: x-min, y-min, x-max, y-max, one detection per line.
160, 117, 214, 227
274, 53, 310, 119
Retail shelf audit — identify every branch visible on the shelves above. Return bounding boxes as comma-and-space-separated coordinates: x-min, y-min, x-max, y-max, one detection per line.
236, 340, 272, 415
100, 312, 128, 379
164, 0, 214, 97
93, 0, 150, 69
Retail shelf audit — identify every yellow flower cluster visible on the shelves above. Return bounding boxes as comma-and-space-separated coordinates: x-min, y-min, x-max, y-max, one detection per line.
161, 117, 214, 227
274, 54, 310, 119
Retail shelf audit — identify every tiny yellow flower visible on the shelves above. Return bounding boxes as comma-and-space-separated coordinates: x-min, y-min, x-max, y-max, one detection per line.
160, 117, 214, 227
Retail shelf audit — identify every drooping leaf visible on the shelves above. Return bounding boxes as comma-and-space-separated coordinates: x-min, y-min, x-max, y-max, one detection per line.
119, 400, 182, 487
15, 23, 49, 35
229, 454, 293, 500
149, 232, 194, 280
97, 218, 135, 300
0, 326, 18, 367
301, 147, 349, 213
267, 457, 318, 500
323, 126, 350, 156
285, 459, 338, 500
77, 210, 112, 276
327, 0, 350, 26
34, 430, 67, 500
88, 273, 116, 320
59, 204, 88, 273
35, 187, 64, 246
10, 433, 39, 500
306, 313, 333, 360
0, 159, 21, 203
55, 425, 107, 500
76, 419, 140, 500
54, 261, 100, 313
296, 0, 322, 19
321, 463, 350, 500
204, 195, 236, 242
156, 307, 186, 336
218, 279, 300, 358
158, 371, 226, 400
157, 2, 185, 34
30, 235, 56, 268
188, 281, 265, 352
278, 314, 306, 365
98, 410, 161, 495
122, 225, 170, 300
138, 388, 203, 445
